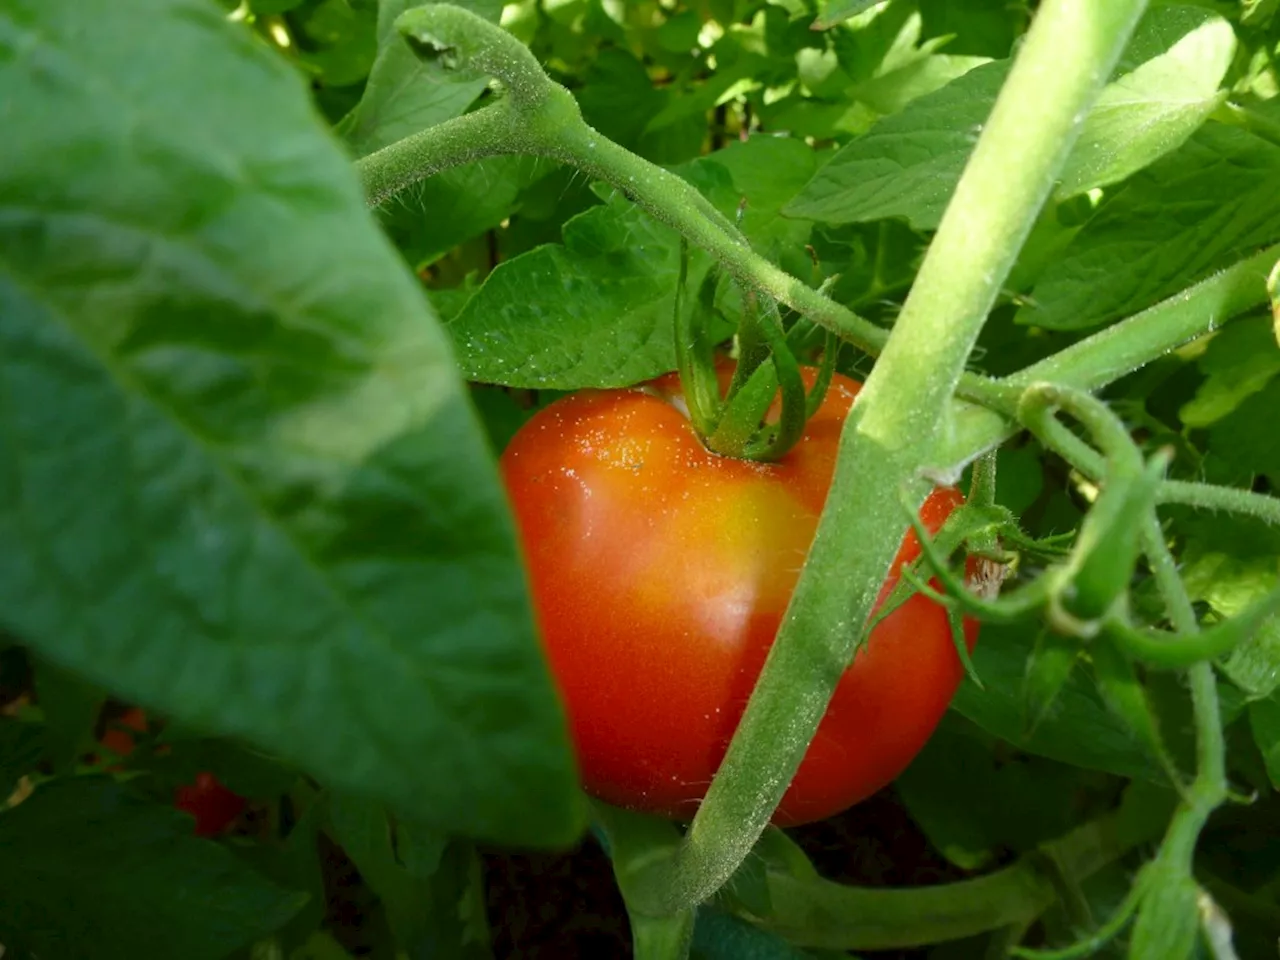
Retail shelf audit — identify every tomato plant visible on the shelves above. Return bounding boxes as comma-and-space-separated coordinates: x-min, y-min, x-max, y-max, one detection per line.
4, 1, 1280, 959
503, 364, 977, 825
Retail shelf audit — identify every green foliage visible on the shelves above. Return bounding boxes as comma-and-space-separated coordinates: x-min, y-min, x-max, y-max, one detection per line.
3, 0, 1280, 957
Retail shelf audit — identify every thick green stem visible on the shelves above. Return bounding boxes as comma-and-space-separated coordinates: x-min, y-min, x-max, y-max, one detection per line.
1157, 479, 1280, 526
625, 0, 1149, 915
1014, 245, 1280, 392
359, 102, 526, 207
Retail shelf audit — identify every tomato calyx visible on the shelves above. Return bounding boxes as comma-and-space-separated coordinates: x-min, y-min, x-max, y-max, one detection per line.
672, 241, 839, 464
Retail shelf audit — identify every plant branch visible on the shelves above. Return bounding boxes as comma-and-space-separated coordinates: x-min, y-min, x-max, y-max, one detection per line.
1157, 480, 1280, 526
359, 102, 526, 207
971, 387, 1280, 535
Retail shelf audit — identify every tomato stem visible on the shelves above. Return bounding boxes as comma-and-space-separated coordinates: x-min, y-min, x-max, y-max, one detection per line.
738, 296, 807, 461
673, 239, 723, 441
944, 242, 1280, 471
802, 332, 839, 421
357, 6, 892, 355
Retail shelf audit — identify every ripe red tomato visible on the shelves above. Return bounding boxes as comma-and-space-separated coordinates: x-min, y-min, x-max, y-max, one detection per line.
500, 364, 978, 826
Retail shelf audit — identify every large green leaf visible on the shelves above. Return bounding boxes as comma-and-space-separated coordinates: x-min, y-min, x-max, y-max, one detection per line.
446, 191, 707, 389
0, 0, 582, 846
0, 777, 307, 960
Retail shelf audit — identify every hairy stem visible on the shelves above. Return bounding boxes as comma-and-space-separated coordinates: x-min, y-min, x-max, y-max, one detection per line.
359, 102, 526, 207
354, 9, 891, 356
993, 397, 1280, 530
1157, 479, 1280, 526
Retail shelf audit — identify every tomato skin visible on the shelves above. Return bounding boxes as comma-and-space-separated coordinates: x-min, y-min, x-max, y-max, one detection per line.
500, 366, 978, 826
